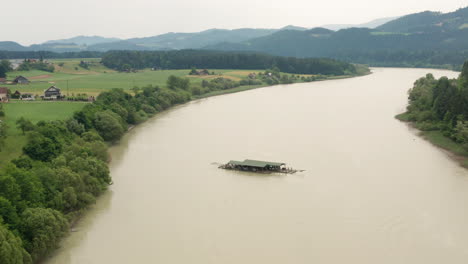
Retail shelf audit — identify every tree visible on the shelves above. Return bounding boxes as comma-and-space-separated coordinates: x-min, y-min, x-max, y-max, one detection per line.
19, 208, 68, 260
166, 75, 190, 90
93, 111, 124, 141
15, 118, 34, 135
0, 223, 31, 264
0, 60, 12, 78
0, 122, 7, 151
131, 86, 141, 95
0, 104, 5, 117
23, 132, 62, 162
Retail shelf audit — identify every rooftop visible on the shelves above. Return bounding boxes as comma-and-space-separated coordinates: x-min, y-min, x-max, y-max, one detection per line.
228, 159, 285, 168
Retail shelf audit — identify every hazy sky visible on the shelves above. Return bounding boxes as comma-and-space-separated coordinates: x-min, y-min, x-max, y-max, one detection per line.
4, 0, 467, 45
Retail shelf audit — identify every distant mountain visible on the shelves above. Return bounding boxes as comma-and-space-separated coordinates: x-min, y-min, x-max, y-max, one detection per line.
205, 7, 468, 68
376, 7, 468, 33
0, 27, 300, 53
0, 41, 28, 51
44, 35, 121, 46
88, 41, 150, 52
321, 16, 399, 31
280, 25, 309, 31
121, 28, 278, 50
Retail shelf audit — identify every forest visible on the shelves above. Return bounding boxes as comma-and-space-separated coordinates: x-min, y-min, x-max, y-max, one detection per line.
398, 61, 468, 155
100, 50, 359, 75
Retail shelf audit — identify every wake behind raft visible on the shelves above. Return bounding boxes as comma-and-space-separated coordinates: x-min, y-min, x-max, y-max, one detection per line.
218, 159, 303, 174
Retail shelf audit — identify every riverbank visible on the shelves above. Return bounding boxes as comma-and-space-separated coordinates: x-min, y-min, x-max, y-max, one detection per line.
193, 71, 371, 99
396, 113, 468, 168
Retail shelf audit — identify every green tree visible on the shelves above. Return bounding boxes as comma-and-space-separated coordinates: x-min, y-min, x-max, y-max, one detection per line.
23, 132, 61, 162
93, 111, 124, 141
0, 223, 31, 264
0, 60, 12, 78
19, 208, 68, 261
15, 118, 34, 135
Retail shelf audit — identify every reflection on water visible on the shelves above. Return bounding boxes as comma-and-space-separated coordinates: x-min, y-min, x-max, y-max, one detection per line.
45, 68, 468, 264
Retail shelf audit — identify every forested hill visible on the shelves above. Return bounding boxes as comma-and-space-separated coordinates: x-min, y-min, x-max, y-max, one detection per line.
206, 7, 468, 69
376, 7, 468, 33
101, 50, 359, 75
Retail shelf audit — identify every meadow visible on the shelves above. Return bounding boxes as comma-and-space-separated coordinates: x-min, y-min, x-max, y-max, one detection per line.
6, 58, 264, 96
0, 59, 269, 165
0, 101, 87, 166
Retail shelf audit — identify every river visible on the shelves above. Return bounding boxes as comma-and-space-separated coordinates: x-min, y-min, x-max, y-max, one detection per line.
44, 68, 468, 264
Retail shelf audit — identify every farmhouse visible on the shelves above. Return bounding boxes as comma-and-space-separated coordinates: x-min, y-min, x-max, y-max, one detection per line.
13, 76, 30, 84
0, 87, 9, 102
12, 90, 21, 99
44, 86, 62, 99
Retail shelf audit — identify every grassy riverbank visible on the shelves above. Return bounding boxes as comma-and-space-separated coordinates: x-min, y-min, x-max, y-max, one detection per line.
395, 62, 468, 169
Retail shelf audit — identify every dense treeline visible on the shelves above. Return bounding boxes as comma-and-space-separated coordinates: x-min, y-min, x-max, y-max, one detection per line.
101, 50, 358, 75
332, 50, 468, 71
399, 61, 468, 151
0, 51, 103, 60
207, 27, 468, 69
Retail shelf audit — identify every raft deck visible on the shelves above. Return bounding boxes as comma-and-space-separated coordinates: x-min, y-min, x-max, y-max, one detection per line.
219, 159, 300, 174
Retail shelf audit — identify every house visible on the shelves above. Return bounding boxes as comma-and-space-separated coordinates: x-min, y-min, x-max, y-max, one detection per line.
0, 87, 8, 102
44, 86, 62, 99
13, 76, 30, 84
12, 90, 21, 99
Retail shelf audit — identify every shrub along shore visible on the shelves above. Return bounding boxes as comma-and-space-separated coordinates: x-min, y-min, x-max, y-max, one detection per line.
0, 66, 369, 263
396, 61, 468, 168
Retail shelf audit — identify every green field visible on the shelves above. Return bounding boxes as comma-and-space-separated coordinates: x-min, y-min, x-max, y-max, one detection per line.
0, 101, 87, 166
0, 60, 269, 165
6, 59, 265, 96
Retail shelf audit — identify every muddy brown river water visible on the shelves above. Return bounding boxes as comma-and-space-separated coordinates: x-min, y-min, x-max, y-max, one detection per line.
45, 68, 468, 264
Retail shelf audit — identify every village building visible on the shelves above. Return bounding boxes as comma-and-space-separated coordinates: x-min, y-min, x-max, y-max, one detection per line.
13, 76, 30, 84
43, 86, 62, 99
0, 87, 9, 102
12, 90, 21, 99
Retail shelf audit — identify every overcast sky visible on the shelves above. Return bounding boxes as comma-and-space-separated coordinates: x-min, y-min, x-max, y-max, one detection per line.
4, 0, 467, 45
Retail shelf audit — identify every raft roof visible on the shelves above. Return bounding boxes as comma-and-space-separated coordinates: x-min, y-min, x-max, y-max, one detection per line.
228, 159, 285, 168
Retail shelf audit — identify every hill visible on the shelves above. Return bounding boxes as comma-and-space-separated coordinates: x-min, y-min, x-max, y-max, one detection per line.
206, 7, 468, 69
0, 41, 28, 51
44, 35, 121, 46
377, 7, 468, 33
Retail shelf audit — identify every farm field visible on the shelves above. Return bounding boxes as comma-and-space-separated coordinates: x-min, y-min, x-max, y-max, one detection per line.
0, 59, 268, 165
0, 101, 87, 166
5, 58, 265, 96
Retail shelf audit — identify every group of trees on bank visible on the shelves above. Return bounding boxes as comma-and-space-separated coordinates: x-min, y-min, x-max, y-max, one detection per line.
0, 60, 13, 78
101, 50, 358, 75
401, 61, 468, 150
